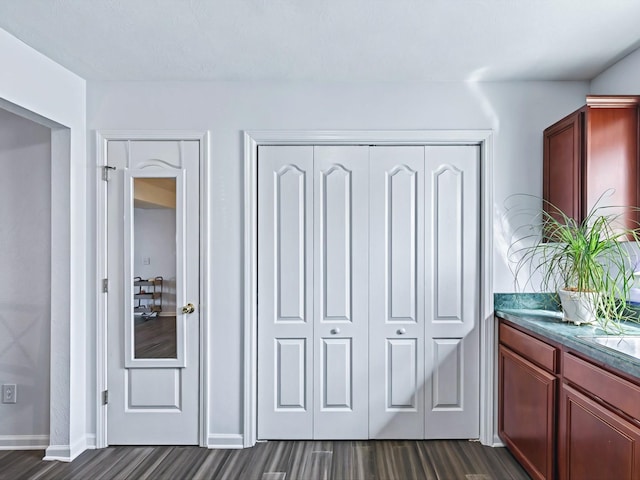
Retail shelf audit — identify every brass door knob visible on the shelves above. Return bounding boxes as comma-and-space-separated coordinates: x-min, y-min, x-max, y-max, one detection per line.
182, 303, 195, 314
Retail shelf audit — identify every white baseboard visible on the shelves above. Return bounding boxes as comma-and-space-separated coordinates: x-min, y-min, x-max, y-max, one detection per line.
85, 434, 97, 449
492, 434, 505, 447
0, 435, 49, 450
207, 434, 244, 449
43, 434, 90, 462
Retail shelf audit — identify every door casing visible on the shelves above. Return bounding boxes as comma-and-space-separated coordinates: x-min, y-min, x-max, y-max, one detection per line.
95, 130, 210, 449
244, 130, 496, 448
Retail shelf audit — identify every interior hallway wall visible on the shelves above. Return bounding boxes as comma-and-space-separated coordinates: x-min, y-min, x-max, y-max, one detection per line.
0, 107, 51, 445
0, 27, 86, 459
87, 80, 589, 442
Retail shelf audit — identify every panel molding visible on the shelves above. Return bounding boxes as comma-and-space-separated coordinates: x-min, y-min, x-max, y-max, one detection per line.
244, 130, 494, 447
431, 338, 464, 410
275, 165, 307, 322
432, 164, 463, 322
320, 164, 352, 321
386, 165, 418, 322
386, 338, 419, 410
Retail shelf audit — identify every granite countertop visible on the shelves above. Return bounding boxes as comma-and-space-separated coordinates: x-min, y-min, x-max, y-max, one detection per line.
495, 293, 640, 380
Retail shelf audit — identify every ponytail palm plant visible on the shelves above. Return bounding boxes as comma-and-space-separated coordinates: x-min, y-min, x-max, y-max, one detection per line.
510, 196, 640, 333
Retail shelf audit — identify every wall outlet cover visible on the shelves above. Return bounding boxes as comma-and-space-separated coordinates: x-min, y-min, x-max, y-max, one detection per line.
2, 384, 17, 404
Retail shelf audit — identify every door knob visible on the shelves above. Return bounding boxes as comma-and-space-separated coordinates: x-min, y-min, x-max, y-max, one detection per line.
397, 328, 406, 335
182, 303, 195, 314
330, 328, 341, 335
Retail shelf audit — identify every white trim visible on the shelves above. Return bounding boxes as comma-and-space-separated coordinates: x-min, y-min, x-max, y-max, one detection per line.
243, 130, 495, 447
207, 434, 244, 449
96, 130, 210, 448
44, 435, 88, 462
479, 133, 496, 446
0, 435, 49, 450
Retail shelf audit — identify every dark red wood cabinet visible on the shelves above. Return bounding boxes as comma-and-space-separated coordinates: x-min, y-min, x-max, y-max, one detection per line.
498, 317, 640, 480
543, 96, 640, 231
559, 352, 640, 480
499, 322, 558, 480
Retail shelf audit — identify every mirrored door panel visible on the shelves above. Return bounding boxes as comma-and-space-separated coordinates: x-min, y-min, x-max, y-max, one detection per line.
132, 177, 177, 359
124, 172, 186, 367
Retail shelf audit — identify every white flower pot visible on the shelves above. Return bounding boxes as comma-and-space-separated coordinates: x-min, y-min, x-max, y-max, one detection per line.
558, 288, 598, 325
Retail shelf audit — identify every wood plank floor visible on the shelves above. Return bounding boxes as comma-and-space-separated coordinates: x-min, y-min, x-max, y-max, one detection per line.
0, 441, 530, 480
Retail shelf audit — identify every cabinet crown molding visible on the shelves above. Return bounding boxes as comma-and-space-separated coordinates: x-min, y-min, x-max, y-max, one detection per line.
586, 95, 640, 108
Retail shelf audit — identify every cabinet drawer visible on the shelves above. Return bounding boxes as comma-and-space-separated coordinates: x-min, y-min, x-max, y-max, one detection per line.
499, 322, 558, 372
563, 352, 640, 421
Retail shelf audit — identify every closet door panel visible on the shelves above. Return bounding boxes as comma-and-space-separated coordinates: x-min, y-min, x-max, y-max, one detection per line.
313, 146, 369, 439
257, 146, 314, 439
369, 146, 425, 439
424, 145, 480, 438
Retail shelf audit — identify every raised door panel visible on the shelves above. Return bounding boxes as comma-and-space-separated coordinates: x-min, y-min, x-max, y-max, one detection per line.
499, 345, 556, 480
585, 105, 640, 231
559, 384, 640, 480
424, 145, 480, 438
543, 110, 583, 224
313, 146, 369, 439
257, 146, 314, 439
369, 146, 425, 439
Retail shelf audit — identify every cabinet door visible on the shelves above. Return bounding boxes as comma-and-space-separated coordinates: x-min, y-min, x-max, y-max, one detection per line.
559, 384, 640, 480
585, 104, 640, 232
499, 345, 556, 480
543, 110, 583, 226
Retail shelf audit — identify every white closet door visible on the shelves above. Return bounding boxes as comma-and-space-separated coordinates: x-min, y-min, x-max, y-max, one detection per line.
424, 145, 480, 438
369, 146, 426, 439
257, 146, 314, 439
313, 146, 369, 439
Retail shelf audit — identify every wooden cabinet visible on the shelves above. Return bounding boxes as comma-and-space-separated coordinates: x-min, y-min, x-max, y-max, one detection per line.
499, 322, 558, 480
498, 316, 640, 480
543, 96, 640, 231
559, 352, 640, 480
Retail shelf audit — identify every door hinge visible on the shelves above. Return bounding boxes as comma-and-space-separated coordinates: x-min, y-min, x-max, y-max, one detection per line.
102, 165, 116, 181
102, 278, 109, 293
102, 390, 108, 405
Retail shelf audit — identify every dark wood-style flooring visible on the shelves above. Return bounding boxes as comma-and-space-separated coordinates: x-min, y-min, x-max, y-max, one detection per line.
0, 440, 530, 480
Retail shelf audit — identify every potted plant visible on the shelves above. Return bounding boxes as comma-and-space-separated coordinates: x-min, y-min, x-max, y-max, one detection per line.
509, 195, 640, 333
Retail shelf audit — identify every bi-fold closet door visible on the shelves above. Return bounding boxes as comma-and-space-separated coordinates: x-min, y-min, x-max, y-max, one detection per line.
257, 144, 479, 440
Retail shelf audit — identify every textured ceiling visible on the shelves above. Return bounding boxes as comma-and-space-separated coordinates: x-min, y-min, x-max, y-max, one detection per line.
1, 0, 640, 82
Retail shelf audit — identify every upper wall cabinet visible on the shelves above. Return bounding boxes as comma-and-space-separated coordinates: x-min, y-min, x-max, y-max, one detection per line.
543, 95, 640, 231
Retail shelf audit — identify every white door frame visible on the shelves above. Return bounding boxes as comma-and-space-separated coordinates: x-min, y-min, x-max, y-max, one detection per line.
96, 130, 211, 448
243, 130, 496, 447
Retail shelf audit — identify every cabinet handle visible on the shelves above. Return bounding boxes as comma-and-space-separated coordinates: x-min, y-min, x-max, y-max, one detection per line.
331, 328, 340, 335
397, 328, 406, 335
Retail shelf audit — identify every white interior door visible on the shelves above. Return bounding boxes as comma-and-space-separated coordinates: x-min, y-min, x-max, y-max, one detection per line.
106, 139, 200, 444
369, 146, 426, 439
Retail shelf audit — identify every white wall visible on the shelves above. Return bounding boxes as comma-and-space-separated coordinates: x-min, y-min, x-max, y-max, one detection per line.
0, 28, 86, 460
590, 47, 640, 94
0, 108, 51, 446
134, 208, 177, 314
87, 79, 589, 441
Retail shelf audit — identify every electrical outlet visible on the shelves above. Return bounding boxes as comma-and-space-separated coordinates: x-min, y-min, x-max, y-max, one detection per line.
143, 256, 151, 265
2, 384, 16, 404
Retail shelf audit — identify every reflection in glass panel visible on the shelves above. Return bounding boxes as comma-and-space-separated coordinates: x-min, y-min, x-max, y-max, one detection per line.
133, 177, 177, 358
